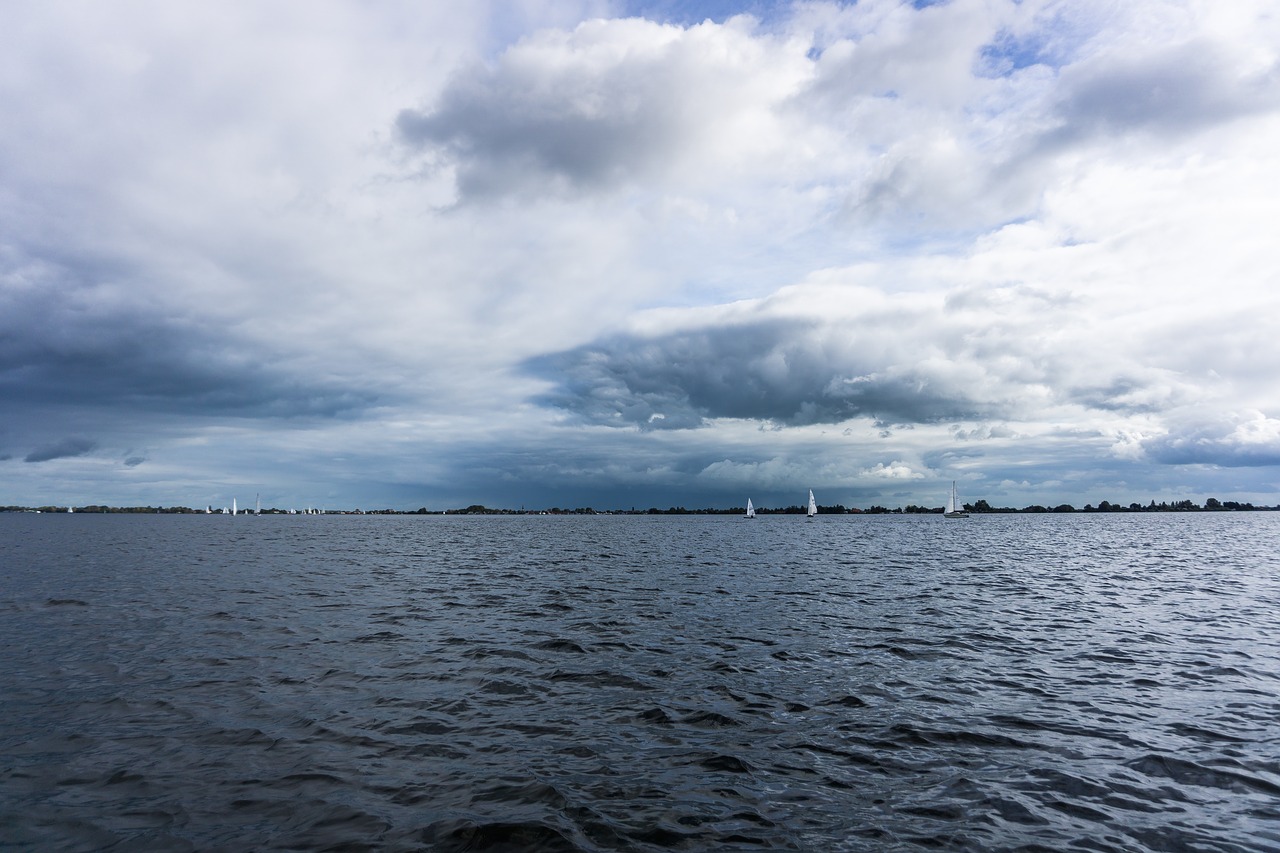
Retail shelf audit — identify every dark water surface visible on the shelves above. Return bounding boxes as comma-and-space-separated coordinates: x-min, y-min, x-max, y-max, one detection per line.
2, 512, 1279, 851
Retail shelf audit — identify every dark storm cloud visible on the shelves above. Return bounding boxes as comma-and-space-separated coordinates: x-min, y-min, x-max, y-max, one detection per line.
526, 318, 995, 429
25, 437, 97, 463
2, 340, 379, 417
0, 270, 382, 420
123, 456, 146, 467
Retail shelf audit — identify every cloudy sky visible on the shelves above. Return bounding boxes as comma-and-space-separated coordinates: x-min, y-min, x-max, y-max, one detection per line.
3, 0, 1278, 511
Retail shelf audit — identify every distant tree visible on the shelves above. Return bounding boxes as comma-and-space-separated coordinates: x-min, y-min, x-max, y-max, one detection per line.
972, 499, 992, 512
1205, 498, 1222, 510
1053, 504, 1076, 513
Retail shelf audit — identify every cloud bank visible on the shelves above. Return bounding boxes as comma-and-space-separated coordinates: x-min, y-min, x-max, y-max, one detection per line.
25, 438, 98, 464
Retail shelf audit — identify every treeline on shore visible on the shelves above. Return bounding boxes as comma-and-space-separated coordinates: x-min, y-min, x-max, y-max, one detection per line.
5, 498, 1278, 516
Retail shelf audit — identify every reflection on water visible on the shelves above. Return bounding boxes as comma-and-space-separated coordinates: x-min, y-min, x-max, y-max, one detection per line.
2, 512, 1278, 851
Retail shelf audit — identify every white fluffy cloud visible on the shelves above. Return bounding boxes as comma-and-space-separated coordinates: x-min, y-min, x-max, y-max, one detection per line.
398, 15, 811, 198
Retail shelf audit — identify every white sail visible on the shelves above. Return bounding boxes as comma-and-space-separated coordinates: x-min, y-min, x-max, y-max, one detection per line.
255, 493, 261, 515
807, 490, 817, 518
232, 498, 237, 516
745, 498, 755, 518
945, 481, 969, 518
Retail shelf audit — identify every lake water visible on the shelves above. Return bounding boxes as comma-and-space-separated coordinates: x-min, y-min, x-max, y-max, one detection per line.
2, 512, 1278, 851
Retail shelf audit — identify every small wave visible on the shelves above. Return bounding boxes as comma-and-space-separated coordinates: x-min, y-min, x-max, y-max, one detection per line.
545, 669, 652, 690
1167, 722, 1251, 744
883, 723, 1034, 750
898, 802, 965, 820
699, 753, 754, 773
477, 679, 533, 697
1045, 797, 1113, 824
788, 740, 895, 771
280, 771, 345, 786
102, 769, 146, 786
351, 630, 405, 643
725, 635, 779, 647
1126, 754, 1280, 796
636, 706, 673, 725
868, 642, 962, 661
425, 819, 585, 853
624, 823, 699, 849
532, 639, 588, 653
463, 646, 535, 661
204, 726, 279, 748
384, 718, 457, 736
680, 710, 741, 728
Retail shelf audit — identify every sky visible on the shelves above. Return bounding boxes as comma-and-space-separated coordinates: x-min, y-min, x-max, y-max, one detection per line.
2, 0, 1279, 512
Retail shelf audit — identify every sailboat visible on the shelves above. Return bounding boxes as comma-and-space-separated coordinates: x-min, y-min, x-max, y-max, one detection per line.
255, 494, 261, 516
232, 498, 237, 516
745, 498, 755, 519
944, 481, 969, 518
807, 490, 818, 519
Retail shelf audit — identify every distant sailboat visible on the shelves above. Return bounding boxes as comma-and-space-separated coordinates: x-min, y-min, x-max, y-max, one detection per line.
944, 481, 969, 518
807, 490, 818, 519
232, 498, 237, 516
745, 498, 755, 519
255, 494, 261, 516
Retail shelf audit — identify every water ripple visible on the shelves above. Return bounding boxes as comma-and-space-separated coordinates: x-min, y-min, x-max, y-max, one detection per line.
2, 511, 1279, 850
